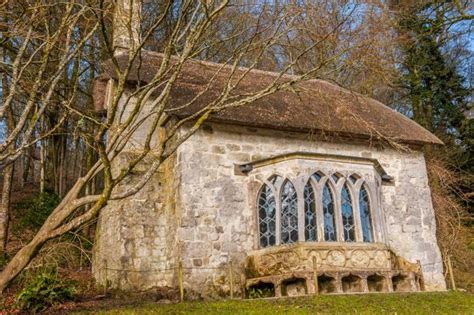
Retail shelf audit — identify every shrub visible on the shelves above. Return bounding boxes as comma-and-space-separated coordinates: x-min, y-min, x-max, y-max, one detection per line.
16, 272, 76, 313
15, 191, 60, 232
247, 285, 274, 299
0, 252, 9, 268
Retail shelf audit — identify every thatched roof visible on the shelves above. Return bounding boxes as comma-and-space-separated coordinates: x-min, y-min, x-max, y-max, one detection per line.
94, 51, 442, 145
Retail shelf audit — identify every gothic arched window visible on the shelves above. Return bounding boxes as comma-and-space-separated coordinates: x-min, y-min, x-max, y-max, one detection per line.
323, 183, 337, 241
341, 183, 355, 242
257, 171, 380, 248
359, 185, 374, 242
281, 180, 299, 244
304, 181, 317, 241
258, 184, 276, 248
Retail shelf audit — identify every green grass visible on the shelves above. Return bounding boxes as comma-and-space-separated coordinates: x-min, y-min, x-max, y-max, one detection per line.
78, 292, 474, 315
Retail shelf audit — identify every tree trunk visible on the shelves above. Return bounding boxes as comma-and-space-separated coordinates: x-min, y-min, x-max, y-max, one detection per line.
58, 136, 66, 197
22, 152, 31, 187
0, 230, 47, 292
0, 34, 14, 253
0, 163, 14, 253
40, 141, 46, 194
0, 179, 88, 292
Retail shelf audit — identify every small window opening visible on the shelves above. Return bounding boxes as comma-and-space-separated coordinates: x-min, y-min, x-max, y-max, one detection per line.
323, 183, 337, 241
341, 274, 363, 293
247, 282, 275, 299
359, 184, 374, 242
281, 278, 307, 297
318, 274, 337, 294
367, 274, 387, 292
304, 181, 317, 241
280, 180, 299, 244
392, 274, 412, 292
341, 183, 356, 242
258, 184, 276, 248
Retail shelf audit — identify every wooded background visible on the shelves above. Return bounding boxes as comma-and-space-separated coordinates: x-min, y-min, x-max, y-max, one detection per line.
0, 0, 472, 296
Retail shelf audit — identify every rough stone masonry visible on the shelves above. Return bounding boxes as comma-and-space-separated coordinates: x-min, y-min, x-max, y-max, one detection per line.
93, 118, 446, 297
92, 1, 446, 298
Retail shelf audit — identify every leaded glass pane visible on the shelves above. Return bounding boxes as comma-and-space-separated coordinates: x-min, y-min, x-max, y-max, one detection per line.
359, 185, 374, 242
304, 182, 317, 241
258, 184, 276, 247
281, 180, 299, 244
323, 183, 337, 241
341, 184, 356, 241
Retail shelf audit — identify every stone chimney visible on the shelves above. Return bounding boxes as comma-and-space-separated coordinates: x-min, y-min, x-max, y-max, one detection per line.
113, 0, 142, 54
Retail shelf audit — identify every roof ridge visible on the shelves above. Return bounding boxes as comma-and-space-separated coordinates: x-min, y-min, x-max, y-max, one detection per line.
130, 50, 358, 95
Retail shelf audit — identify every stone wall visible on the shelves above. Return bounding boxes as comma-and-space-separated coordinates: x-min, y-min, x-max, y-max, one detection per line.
175, 123, 445, 295
93, 121, 446, 296
93, 151, 180, 291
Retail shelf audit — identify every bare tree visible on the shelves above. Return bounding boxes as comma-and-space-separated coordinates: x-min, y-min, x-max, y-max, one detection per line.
0, 0, 385, 292
0, 0, 101, 254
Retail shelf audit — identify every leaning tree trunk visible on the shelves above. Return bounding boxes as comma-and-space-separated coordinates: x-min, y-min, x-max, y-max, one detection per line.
0, 178, 100, 292
0, 231, 48, 291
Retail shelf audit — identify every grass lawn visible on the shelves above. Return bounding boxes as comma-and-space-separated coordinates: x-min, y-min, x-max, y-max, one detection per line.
78, 291, 474, 315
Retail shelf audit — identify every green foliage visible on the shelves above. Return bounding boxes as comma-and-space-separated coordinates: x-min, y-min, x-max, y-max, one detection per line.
0, 252, 9, 268
397, 2, 473, 219
468, 241, 474, 251
247, 285, 274, 299
398, 6, 470, 135
16, 271, 76, 313
14, 191, 60, 232
81, 292, 474, 314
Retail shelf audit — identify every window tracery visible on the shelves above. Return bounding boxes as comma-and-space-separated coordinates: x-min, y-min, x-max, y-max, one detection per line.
257, 172, 378, 248
312, 171, 324, 182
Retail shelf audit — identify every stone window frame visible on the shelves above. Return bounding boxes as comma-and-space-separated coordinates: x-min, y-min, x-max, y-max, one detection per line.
256, 169, 382, 247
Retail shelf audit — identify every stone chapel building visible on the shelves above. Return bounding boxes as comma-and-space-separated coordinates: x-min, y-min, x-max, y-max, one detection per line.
91, 50, 446, 298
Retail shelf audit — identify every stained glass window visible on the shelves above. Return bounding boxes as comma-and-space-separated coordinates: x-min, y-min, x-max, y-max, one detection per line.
341, 184, 355, 241
281, 180, 299, 244
258, 184, 276, 247
359, 185, 374, 242
323, 183, 337, 241
258, 173, 378, 248
304, 182, 317, 241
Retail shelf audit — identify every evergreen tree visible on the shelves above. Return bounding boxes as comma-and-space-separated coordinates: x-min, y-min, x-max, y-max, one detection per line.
398, 4, 470, 137
398, 3, 473, 215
